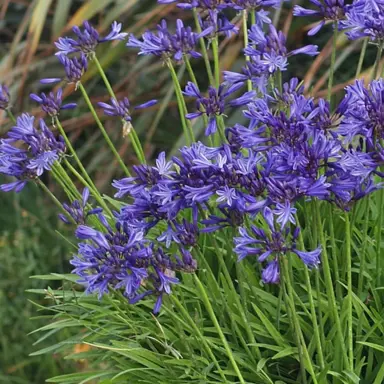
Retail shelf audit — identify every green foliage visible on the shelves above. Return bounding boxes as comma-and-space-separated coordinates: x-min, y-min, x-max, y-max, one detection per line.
29, 198, 384, 383
0, 186, 75, 383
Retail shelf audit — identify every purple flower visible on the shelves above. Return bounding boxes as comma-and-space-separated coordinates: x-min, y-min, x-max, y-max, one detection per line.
244, 24, 318, 73
261, 260, 280, 283
184, 82, 255, 136
341, 0, 384, 42
98, 97, 157, 123
0, 84, 10, 110
157, 0, 199, 8
225, 0, 281, 10
30, 88, 77, 116
127, 19, 209, 62
41, 54, 88, 85
293, 0, 353, 35
55, 20, 128, 56
0, 115, 65, 192
293, 247, 321, 268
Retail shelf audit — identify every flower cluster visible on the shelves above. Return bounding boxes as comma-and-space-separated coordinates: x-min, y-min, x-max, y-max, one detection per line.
0, 84, 10, 110
0, 114, 65, 192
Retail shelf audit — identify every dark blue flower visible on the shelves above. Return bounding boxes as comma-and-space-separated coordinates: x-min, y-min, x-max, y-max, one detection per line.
0, 84, 10, 110
184, 82, 255, 136
261, 260, 280, 283
340, 0, 384, 42
55, 21, 128, 56
30, 88, 77, 116
127, 19, 209, 62
0, 114, 65, 192
41, 54, 88, 85
98, 97, 157, 123
293, 0, 354, 35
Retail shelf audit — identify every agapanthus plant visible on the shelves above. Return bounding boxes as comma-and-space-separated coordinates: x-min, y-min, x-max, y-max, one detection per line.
3, 5, 384, 384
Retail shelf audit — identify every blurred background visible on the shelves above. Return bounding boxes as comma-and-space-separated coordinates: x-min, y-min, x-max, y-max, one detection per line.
0, 0, 378, 382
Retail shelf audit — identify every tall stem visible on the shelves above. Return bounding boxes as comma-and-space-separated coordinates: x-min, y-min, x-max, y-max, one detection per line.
6, 109, 16, 124
295, 214, 325, 369
314, 200, 349, 367
242, 10, 252, 92
344, 212, 354, 371
355, 38, 368, 78
212, 37, 220, 88
93, 55, 146, 164
78, 83, 131, 176
194, 274, 246, 384
167, 60, 195, 144
327, 22, 338, 103
54, 117, 96, 189
36, 179, 68, 217
192, 8, 215, 86
373, 42, 383, 80
376, 187, 383, 286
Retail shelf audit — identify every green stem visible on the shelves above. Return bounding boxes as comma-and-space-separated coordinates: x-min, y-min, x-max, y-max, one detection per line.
295, 214, 325, 369
373, 43, 383, 80
6, 109, 16, 124
192, 8, 215, 86
314, 200, 349, 367
344, 212, 354, 371
170, 295, 229, 383
64, 158, 113, 217
376, 188, 383, 286
185, 55, 199, 87
93, 55, 146, 164
78, 82, 131, 176
194, 274, 246, 384
328, 203, 342, 302
327, 22, 338, 103
212, 37, 220, 88
54, 117, 96, 189
242, 10, 252, 92
36, 179, 69, 217
355, 38, 368, 78
280, 258, 307, 384
357, 198, 370, 297
167, 60, 195, 144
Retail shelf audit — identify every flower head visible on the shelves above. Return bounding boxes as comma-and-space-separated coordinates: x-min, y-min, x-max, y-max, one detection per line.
127, 19, 209, 62
30, 88, 77, 116
0, 84, 10, 110
0, 114, 65, 192
55, 21, 128, 56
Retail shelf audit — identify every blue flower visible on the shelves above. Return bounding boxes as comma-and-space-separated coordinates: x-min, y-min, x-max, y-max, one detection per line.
55, 20, 128, 56
127, 19, 209, 62
0, 84, 10, 110
0, 115, 65, 192
261, 260, 280, 283
30, 88, 77, 116
293, 0, 354, 35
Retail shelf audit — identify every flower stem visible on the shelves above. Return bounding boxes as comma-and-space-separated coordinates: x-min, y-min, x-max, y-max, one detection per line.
212, 37, 220, 88
314, 200, 349, 368
242, 10, 252, 92
344, 212, 354, 371
36, 178, 68, 216
355, 38, 368, 78
295, 214, 325, 369
373, 42, 383, 80
327, 22, 338, 103
281, 257, 314, 384
54, 116, 96, 189
192, 8, 215, 86
93, 55, 146, 164
376, 187, 383, 286
78, 82, 131, 176
63, 158, 113, 217
167, 59, 195, 144
194, 274, 246, 384
6, 109, 16, 124
357, 198, 370, 297
185, 55, 199, 88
